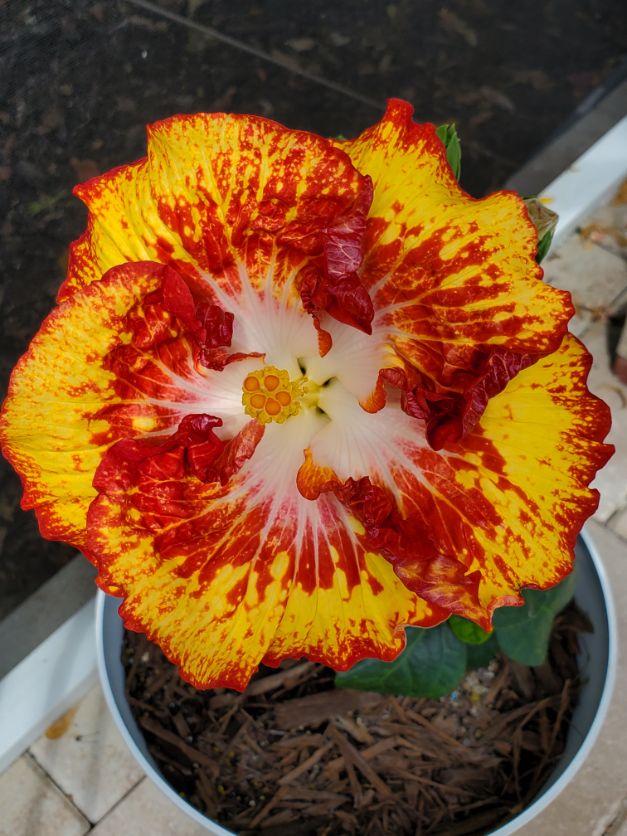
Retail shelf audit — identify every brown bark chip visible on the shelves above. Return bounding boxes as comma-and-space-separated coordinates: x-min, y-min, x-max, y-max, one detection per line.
122, 604, 587, 834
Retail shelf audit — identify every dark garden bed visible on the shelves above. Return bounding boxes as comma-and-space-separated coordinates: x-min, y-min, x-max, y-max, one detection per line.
1, 0, 626, 621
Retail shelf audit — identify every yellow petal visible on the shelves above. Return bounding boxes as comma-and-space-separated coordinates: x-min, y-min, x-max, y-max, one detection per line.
62, 112, 369, 312
382, 333, 612, 626
88, 415, 443, 690
0, 262, 218, 550
334, 100, 573, 376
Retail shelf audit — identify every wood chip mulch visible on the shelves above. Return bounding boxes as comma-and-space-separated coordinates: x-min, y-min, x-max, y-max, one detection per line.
122, 603, 591, 835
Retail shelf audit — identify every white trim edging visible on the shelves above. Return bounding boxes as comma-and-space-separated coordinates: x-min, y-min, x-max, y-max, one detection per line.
0, 597, 97, 775
541, 115, 627, 249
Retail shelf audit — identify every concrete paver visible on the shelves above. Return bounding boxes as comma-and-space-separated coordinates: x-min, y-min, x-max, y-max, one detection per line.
0, 754, 90, 836
579, 179, 627, 261
90, 778, 209, 836
579, 319, 627, 522
609, 507, 627, 541
29, 685, 144, 824
612, 814, 627, 836
543, 235, 627, 336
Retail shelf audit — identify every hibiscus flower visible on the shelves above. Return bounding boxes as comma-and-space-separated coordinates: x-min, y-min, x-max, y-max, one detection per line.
0, 100, 612, 690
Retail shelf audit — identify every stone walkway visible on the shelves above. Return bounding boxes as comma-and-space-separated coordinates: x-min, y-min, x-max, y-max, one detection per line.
1, 189, 626, 836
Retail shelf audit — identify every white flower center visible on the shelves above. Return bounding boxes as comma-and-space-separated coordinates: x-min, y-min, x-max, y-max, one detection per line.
181, 269, 429, 503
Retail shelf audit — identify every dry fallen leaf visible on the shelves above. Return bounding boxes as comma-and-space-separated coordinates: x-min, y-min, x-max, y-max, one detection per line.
285, 37, 317, 52
45, 705, 78, 739
480, 86, 515, 112
612, 178, 627, 206
438, 8, 478, 46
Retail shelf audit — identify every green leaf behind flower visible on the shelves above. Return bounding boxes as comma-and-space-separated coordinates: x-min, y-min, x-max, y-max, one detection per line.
449, 615, 493, 645
492, 570, 576, 666
335, 624, 466, 699
524, 197, 559, 263
436, 123, 462, 180
335, 570, 575, 698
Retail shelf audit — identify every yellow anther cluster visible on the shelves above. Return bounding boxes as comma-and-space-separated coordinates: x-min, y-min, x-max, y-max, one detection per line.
242, 366, 303, 424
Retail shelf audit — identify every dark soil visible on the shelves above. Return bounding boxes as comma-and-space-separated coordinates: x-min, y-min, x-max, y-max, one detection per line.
122, 602, 592, 835
2, 0, 626, 615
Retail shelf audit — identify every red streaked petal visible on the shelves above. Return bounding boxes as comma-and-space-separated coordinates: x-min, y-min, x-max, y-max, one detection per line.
296, 178, 375, 335
87, 409, 444, 690
403, 346, 537, 449
406, 335, 612, 625
368, 346, 538, 449
0, 260, 255, 550
93, 412, 264, 496
61, 112, 374, 339
298, 333, 611, 629
333, 99, 575, 432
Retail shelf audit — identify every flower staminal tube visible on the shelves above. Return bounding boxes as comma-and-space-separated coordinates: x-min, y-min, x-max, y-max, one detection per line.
0, 100, 612, 690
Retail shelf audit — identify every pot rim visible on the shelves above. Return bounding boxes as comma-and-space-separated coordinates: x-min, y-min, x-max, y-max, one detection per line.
96, 525, 617, 836
489, 526, 618, 835
96, 595, 236, 834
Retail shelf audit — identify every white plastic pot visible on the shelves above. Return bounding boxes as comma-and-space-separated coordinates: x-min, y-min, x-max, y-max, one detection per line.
96, 528, 617, 836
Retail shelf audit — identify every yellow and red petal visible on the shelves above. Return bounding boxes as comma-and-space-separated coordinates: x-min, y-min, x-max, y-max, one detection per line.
87, 411, 444, 690
61, 113, 374, 338
0, 261, 253, 550
262, 506, 444, 672
334, 99, 574, 418
457, 334, 612, 610
315, 333, 612, 629
365, 346, 539, 449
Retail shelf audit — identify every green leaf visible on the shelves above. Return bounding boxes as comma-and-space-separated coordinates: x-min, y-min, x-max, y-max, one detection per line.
493, 570, 576, 666
335, 624, 466, 699
436, 123, 462, 180
465, 634, 499, 670
524, 197, 558, 263
536, 228, 555, 263
448, 615, 493, 645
